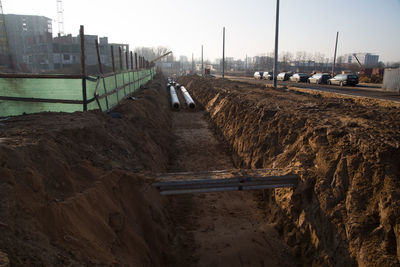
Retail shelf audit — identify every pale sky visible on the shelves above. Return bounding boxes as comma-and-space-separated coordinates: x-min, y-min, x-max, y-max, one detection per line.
3, 0, 400, 62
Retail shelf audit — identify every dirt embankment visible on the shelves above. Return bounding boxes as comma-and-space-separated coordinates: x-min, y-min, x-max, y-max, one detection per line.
0, 75, 176, 265
180, 76, 400, 266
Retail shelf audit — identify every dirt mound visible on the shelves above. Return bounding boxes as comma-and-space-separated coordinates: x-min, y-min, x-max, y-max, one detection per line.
0, 74, 175, 265
180, 76, 400, 266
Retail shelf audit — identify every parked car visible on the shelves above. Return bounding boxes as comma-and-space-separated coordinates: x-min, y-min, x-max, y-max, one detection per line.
328, 74, 359, 86
262, 72, 274, 80
308, 73, 332, 84
254, 71, 263, 80
277, 72, 292, 81
289, 73, 309, 82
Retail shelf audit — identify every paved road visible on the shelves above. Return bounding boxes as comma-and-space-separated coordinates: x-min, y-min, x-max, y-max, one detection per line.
222, 76, 400, 103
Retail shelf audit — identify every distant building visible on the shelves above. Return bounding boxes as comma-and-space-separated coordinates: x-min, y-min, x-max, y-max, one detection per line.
179, 56, 188, 63
5, 14, 53, 71
345, 53, 379, 68
4, 13, 129, 72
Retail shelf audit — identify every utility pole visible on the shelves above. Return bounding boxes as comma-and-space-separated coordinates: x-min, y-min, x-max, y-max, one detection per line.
201, 45, 203, 75
192, 53, 194, 73
222, 27, 225, 78
273, 0, 280, 89
332, 31, 339, 76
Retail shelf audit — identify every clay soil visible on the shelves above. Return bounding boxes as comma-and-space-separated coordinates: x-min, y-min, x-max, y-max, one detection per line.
0, 73, 399, 266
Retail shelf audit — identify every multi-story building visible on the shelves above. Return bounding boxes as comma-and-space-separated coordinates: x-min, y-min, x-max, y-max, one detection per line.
4, 13, 129, 72
5, 14, 53, 71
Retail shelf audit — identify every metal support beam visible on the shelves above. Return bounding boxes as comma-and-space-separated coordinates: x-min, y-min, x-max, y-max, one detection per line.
273, 0, 280, 89
79, 25, 87, 111
222, 27, 225, 79
153, 169, 298, 195
201, 45, 203, 75
332, 31, 339, 76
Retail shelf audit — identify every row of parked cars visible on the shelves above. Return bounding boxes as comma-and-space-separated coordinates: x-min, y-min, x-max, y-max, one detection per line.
254, 71, 359, 86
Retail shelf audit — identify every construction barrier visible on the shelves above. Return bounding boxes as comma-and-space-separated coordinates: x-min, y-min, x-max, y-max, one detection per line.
382, 68, 400, 93
0, 67, 155, 117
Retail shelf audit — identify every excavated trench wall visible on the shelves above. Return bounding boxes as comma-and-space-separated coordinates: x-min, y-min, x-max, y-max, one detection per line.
180, 76, 400, 266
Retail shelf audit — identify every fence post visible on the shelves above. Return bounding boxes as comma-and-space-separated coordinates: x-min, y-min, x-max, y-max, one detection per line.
130, 51, 136, 92
111, 45, 116, 73
125, 50, 131, 94
130, 52, 134, 70
80, 25, 87, 111
111, 45, 119, 104
119, 46, 126, 96
119, 46, 123, 71
95, 39, 109, 110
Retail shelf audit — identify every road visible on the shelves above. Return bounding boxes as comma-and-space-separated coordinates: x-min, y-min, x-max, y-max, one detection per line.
221, 76, 400, 103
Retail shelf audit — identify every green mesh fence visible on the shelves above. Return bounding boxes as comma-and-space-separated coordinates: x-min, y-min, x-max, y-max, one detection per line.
0, 67, 155, 117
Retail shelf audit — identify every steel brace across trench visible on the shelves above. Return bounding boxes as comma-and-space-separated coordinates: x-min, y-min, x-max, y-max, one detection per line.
152, 169, 298, 195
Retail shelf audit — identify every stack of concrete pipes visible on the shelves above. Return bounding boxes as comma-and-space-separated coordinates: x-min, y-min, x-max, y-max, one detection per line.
166, 79, 196, 110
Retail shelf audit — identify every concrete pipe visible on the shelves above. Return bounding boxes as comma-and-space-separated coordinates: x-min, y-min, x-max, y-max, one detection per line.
180, 86, 196, 109
170, 86, 180, 110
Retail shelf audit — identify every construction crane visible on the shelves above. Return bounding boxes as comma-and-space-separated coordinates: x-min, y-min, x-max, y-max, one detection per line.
56, 0, 65, 36
0, 0, 14, 70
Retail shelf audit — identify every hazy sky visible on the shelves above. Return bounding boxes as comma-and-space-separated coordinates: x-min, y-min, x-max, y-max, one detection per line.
3, 0, 400, 62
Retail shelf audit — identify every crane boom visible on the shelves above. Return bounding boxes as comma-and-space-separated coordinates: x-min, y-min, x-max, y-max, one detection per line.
151, 51, 172, 63
56, 0, 65, 36
352, 53, 363, 69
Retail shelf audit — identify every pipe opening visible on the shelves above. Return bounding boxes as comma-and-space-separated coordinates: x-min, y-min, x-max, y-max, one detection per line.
189, 103, 196, 109
173, 103, 180, 110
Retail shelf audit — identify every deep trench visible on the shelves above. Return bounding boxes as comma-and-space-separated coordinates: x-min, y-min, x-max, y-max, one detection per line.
163, 85, 298, 266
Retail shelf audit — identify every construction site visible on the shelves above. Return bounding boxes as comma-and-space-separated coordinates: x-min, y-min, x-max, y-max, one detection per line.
1, 0, 400, 266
